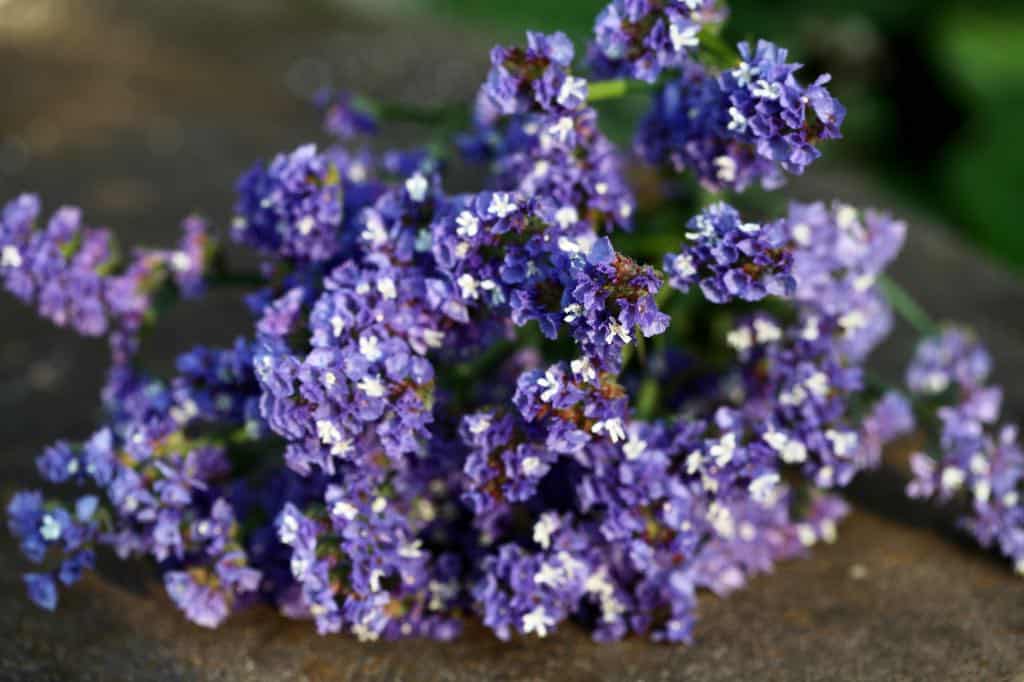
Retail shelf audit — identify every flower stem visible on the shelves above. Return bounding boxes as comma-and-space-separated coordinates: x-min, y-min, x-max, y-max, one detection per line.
878, 275, 938, 337
587, 79, 631, 102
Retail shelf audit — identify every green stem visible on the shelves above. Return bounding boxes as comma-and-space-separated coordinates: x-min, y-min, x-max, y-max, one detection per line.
587, 79, 631, 102
878, 275, 939, 337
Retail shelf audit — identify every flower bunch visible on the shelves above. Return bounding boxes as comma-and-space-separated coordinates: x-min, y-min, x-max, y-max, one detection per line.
5, 0, 1020, 647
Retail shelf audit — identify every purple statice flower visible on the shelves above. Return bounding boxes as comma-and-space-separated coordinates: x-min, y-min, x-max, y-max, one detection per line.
432, 193, 665, 372
24, 573, 58, 611
718, 40, 845, 177
785, 201, 907, 361
316, 89, 378, 140
167, 214, 211, 298
0, 195, 213, 363
483, 31, 581, 116
904, 329, 1024, 575
469, 31, 635, 234
255, 262, 439, 475
906, 327, 991, 395
637, 43, 844, 190
588, 0, 727, 82
468, 106, 636, 234
233, 144, 344, 261
721, 312, 870, 489
636, 63, 784, 191
665, 202, 795, 303
471, 519, 592, 640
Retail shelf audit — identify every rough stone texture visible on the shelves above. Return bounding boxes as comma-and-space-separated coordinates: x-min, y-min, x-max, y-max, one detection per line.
1, 2, 1022, 680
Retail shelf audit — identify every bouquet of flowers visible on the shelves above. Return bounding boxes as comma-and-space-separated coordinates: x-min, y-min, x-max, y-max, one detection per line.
5, 0, 1021, 644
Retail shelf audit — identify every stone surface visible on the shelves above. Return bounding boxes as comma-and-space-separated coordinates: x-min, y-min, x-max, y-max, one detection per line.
1, 2, 1022, 680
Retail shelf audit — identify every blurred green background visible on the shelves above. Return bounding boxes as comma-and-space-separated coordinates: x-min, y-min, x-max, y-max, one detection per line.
421, 0, 1024, 270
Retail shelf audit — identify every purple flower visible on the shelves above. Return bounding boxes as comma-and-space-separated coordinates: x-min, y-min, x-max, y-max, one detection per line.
665, 202, 795, 303
588, 0, 727, 82
24, 573, 58, 611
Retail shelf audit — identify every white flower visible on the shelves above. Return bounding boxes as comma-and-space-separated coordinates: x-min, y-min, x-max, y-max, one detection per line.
707, 502, 735, 539
563, 303, 583, 323
423, 329, 445, 349
316, 419, 343, 445
710, 433, 737, 467
1, 245, 23, 268
835, 204, 859, 231
170, 251, 192, 272
549, 116, 575, 142
748, 472, 781, 506
522, 606, 555, 638
753, 318, 781, 343
330, 315, 345, 338
726, 326, 754, 352
376, 277, 397, 300
805, 371, 830, 398
715, 155, 737, 183
554, 205, 579, 229
357, 375, 386, 398
570, 357, 597, 383
941, 467, 966, 492
727, 106, 748, 133
791, 222, 812, 245
359, 334, 383, 362
672, 252, 697, 279
521, 456, 543, 477
487, 192, 517, 218
825, 429, 858, 457
398, 539, 424, 558
467, 413, 492, 435
361, 211, 387, 245
592, 417, 626, 443
605, 320, 632, 345
752, 79, 782, 100
731, 61, 760, 87
623, 435, 647, 461
838, 310, 867, 335
405, 173, 429, 202
457, 273, 480, 300
801, 316, 820, 341
455, 210, 479, 238
533, 513, 561, 550
296, 215, 316, 236
332, 500, 359, 520
557, 76, 587, 107
39, 514, 62, 541
534, 562, 564, 588
797, 523, 817, 547
669, 22, 700, 51
536, 368, 561, 402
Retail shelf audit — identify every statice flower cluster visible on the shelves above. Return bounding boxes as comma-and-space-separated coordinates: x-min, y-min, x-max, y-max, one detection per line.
0, 195, 212, 361
636, 41, 845, 190
5, 0, 1019, 648
664, 201, 794, 303
904, 329, 1024, 574
589, 0, 727, 82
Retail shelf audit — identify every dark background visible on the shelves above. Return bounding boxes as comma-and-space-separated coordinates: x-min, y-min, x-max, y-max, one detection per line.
1, 2, 1023, 679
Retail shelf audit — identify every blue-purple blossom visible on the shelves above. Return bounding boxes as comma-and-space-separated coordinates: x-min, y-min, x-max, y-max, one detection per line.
904, 329, 1024, 575
588, 0, 727, 82
665, 202, 795, 303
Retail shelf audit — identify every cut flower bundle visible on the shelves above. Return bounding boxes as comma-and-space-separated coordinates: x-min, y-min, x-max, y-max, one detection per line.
5, 0, 1022, 644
